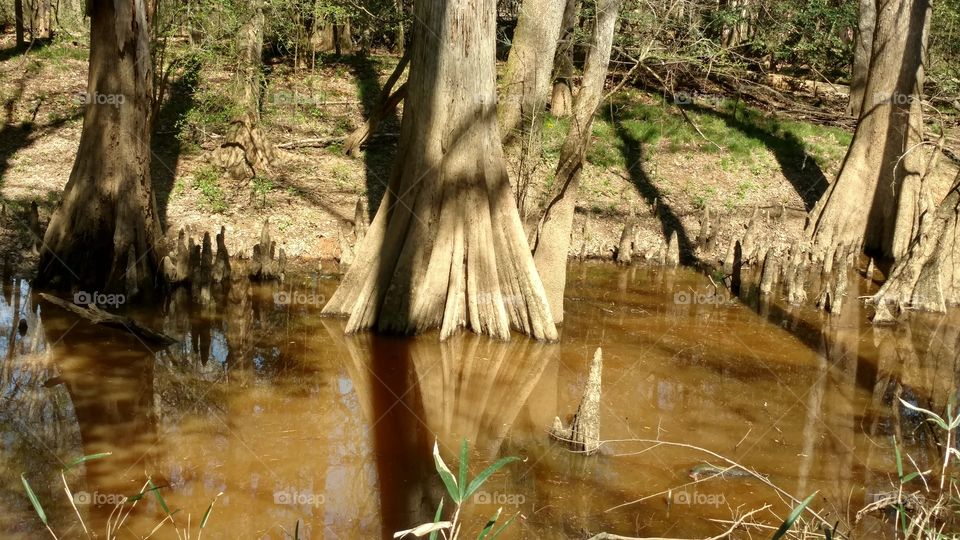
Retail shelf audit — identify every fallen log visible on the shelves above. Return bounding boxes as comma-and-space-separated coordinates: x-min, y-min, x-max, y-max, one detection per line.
39, 293, 177, 347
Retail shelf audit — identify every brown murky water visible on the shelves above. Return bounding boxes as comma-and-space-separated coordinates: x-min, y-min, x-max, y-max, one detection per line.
0, 262, 957, 539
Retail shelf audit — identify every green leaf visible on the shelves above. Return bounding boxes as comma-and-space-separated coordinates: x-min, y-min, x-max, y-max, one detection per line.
21, 474, 47, 525
200, 492, 223, 529
148, 479, 171, 515
901, 471, 921, 483
429, 499, 444, 540
458, 439, 469, 502
893, 437, 904, 480
899, 399, 948, 430
488, 513, 518, 540
433, 441, 460, 503
772, 491, 817, 540
65, 452, 112, 471
463, 457, 520, 501
477, 507, 502, 540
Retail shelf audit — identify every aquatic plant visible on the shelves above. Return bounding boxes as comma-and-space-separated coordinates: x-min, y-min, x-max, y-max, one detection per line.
393, 439, 519, 540
21, 453, 222, 540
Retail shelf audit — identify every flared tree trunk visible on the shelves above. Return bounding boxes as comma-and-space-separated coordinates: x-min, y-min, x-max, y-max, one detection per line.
872, 170, 960, 317
531, 0, 621, 323
805, 0, 930, 262
36, 0, 161, 294
846, 0, 876, 118
322, 0, 557, 341
549, 0, 581, 118
499, 0, 566, 141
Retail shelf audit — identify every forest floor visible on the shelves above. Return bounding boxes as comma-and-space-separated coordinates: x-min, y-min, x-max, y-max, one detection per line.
0, 34, 958, 279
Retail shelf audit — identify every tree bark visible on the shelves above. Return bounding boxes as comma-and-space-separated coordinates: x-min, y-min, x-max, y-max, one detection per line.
214, 0, 275, 179
343, 50, 410, 158
531, 0, 621, 323
15, 0, 25, 46
36, 0, 162, 295
871, 170, 960, 317
27, 0, 50, 40
846, 0, 876, 118
499, 0, 566, 141
549, 0, 581, 118
805, 0, 930, 262
322, 0, 557, 341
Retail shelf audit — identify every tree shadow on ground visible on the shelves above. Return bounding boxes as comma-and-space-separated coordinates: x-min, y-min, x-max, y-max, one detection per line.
686, 102, 828, 211
151, 62, 200, 230
346, 54, 400, 217
607, 109, 697, 265
0, 39, 53, 63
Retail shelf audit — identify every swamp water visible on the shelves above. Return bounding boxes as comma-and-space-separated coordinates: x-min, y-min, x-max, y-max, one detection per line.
0, 262, 957, 539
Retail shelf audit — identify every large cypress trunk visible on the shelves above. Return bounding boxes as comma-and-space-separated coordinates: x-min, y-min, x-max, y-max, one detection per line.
531, 0, 621, 323
872, 170, 960, 317
805, 0, 930, 262
36, 0, 162, 295
846, 0, 876, 118
322, 0, 557, 341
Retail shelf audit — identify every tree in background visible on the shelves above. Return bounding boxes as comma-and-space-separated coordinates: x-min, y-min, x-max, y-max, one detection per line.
37, 0, 162, 294
532, 0, 622, 323
322, 0, 557, 340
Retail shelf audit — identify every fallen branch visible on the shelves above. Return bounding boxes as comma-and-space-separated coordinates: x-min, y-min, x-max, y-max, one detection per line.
597, 438, 842, 537
39, 293, 177, 347
587, 505, 769, 540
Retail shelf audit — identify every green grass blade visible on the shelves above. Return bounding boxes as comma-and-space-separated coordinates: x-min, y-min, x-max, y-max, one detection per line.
488, 513, 518, 540
772, 491, 817, 540
458, 439, 469, 502
65, 452, 112, 471
893, 437, 904, 480
148, 479, 171, 515
476, 507, 502, 540
21, 474, 47, 525
433, 441, 460, 503
200, 492, 223, 529
464, 457, 519, 501
429, 499, 445, 540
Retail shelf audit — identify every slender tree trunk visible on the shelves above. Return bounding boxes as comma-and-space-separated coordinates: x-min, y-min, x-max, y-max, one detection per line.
531, 0, 621, 323
847, 0, 876, 117
343, 50, 410, 157
499, 0, 566, 141
28, 0, 51, 40
322, 0, 557, 341
214, 0, 275, 179
15, 0, 25, 46
805, 0, 930, 262
872, 170, 960, 317
550, 0, 581, 118
36, 0, 162, 294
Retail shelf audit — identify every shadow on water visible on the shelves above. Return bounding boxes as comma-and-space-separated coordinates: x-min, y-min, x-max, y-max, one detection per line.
607, 108, 696, 265
1, 264, 959, 537
150, 62, 201, 230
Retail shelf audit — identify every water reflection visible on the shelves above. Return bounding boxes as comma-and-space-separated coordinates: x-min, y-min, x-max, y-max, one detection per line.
0, 262, 956, 538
